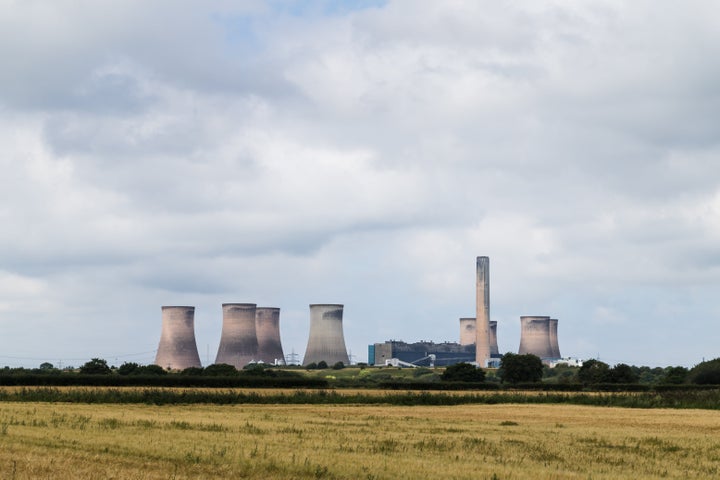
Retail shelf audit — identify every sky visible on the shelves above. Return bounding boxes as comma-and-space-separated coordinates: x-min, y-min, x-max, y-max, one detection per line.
1, 0, 719, 368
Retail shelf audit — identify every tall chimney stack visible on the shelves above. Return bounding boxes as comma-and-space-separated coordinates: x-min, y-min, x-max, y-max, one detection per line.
475, 256, 491, 367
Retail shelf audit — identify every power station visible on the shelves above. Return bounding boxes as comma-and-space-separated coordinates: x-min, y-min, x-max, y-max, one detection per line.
255, 307, 286, 365
215, 303, 259, 368
303, 304, 350, 366
152, 256, 565, 370
155, 306, 202, 370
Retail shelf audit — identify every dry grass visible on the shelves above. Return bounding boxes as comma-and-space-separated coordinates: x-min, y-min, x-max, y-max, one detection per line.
1, 402, 719, 479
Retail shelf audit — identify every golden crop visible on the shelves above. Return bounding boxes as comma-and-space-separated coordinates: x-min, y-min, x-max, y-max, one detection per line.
1, 402, 719, 479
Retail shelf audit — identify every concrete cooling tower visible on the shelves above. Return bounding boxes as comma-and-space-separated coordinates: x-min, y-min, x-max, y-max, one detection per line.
549, 318, 561, 359
303, 304, 349, 366
215, 303, 258, 368
489, 320, 499, 356
255, 307, 286, 365
459, 317, 476, 346
155, 306, 202, 370
518, 316, 554, 359
475, 256, 491, 366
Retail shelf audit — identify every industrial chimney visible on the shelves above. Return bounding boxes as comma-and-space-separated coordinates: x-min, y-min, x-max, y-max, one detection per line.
489, 320, 499, 356
303, 304, 349, 366
475, 256, 491, 366
155, 306, 202, 370
255, 307, 286, 365
518, 316, 554, 359
459, 317, 476, 346
215, 303, 258, 368
549, 318, 561, 359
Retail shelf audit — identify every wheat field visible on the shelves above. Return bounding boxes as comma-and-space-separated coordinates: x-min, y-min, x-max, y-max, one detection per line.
1, 402, 719, 479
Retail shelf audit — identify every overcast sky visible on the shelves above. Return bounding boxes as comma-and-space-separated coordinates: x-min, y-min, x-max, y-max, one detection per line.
1, 0, 719, 368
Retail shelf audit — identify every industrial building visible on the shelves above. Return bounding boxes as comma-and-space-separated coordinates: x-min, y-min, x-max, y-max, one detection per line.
155, 306, 202, 370
255, 307, 286, 365
518, 315, 561, 360
215, 303, 259, 368
370, 341, 476, 367
303, 304, 350, 366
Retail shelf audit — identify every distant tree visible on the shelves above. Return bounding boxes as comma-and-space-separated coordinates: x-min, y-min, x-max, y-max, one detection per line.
243, 364, 276, 376
661, 366, 689, 384
577, 359, 611, 384
332, 362, 345, 370
688, 358, 720, 385
609, 363, 639, 384
440, 362, 486, 382
137, 364, 167, 375
117, 362, 140, 375
79, 358, 112, 375
498, 353, 543, 384
203, 363, 239, 376
39, 362, 54, 371
305, 362, 318, 370
180, 366, 204, 376
317, 361, 329, 369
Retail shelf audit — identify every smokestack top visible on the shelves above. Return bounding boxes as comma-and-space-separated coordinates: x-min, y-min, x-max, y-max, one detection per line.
222, 303, 257, 308
309, 303, 343, 308
161, 306, 194, 310
257, 307, 280, 312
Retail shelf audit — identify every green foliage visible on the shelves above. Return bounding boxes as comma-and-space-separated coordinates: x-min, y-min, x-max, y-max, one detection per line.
440, 363, 486, 382
180, 367, 204, 376
688, 358, 720, 385
317, 361, 329, 369
498, 353, 543, 384
332, 362, 345, 370
118, 362, 140, 375
39, 362, 54, 370
578, 359, 611, 384
610, 363, 638, 384
79, 358, 111, 375
243, 364, 277, 377
203, 363, 239, 376
305, 363, 318, 370
661, 366, 689, 384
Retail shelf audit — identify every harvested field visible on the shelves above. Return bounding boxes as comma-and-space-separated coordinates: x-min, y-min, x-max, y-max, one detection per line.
1, 402, 719, 479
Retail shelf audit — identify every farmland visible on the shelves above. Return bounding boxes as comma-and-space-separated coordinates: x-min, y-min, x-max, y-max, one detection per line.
1, 401, 719, 479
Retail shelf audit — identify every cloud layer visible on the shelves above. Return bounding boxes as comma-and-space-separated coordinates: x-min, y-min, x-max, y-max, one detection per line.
1, 0, 719, 367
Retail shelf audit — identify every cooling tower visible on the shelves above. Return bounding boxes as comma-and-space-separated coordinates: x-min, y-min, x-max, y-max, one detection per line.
155, 306, 202, 370
303, 304, 349, 366
255, 307, 286, 365
459, 317, 476, 346
548, 318, 561, 359
475, 256, 491, 366
518, 316, 554, 359
489, 320, 499, 356
215, 303, 258, 368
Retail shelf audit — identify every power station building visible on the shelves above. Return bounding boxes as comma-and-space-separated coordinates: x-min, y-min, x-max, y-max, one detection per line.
303, 304, 350, 366
518, 315, 561, 360
215, 303, 259, 368
255, 307, 286, 365
370, 341, 475, 367
155, 306, 202, 370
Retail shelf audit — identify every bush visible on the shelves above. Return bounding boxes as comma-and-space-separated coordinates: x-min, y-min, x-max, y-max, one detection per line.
117, 362, 140, 375
609, 363, 638, 384
661, 366, 689, 384
305, 362, 318, 370
203, 363, 239, 376
688, 358, 720, 385
79, 358, 111, 375
577, 359, 611, 384
332, 362, 345, 370
317, 361, 329, 369
498, 353, 543, 384
440, 363, 486, 382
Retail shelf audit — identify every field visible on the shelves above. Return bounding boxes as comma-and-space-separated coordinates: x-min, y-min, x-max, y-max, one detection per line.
1, 401, 720, 479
